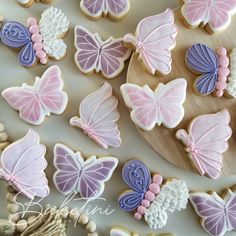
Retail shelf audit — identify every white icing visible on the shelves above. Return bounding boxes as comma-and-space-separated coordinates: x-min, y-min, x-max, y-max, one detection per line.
16, 0, 31, 3
227, 48, 236, 98
39, 7, 70, 59
144, 179, 189, 229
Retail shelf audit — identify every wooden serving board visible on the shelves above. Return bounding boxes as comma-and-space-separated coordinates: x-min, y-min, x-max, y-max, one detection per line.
126, 10, 236, 176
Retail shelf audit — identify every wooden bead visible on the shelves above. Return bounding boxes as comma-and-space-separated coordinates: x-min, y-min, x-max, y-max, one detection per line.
7, 203, 19, 214
78, 213, 89, 225
86, 220, 97, 232
8, 213, 20, 223
0, 123, 4, 132
6, 192, 15, 203
0, 132, 8, 142
27, 215, 37, 225
60, 207, 69, 219
69, 208, 80, 221
16, 219, 28, 232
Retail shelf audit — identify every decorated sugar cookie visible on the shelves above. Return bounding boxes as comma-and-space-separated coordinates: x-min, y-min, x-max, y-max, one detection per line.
74, 26, 131, 79
226, 48, 236, 98
2, 66, 68, 126
176, 109, 232, 179
181, 0, 236, 34
110, 225, 173, 236
80, 0, 130, 20
189, 186, 236, 236
186, 44, 231, 97
120, 79, 187, 131
123, 9, 178, 75
53, 143, 118, 198
16, 0, 53, 7
118, 160, 189, 229
0, 7, 69, 67
70, 82, 121, 149
0, 129, 49, 199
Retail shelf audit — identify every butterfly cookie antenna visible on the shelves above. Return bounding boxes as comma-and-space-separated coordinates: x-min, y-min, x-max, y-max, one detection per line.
176, 129, 188, 145
123, 33, 136, 47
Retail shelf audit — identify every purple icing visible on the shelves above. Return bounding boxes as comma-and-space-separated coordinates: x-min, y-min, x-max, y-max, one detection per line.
186, 43, 219, 95
0, 21, 36, 67
118, 160, 151, 212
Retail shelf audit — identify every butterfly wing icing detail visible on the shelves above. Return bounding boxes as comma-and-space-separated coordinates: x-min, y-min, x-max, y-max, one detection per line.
80, 0, 130, 19
189, 190, 236, 236
176, 109, 232, 179
53, 143, 118, 198
39, 7, 69, 60
181, 0, 236, 32
124, 9, 177, 75
144, 179, 189, 229
2, 66, 68, 125
120, 79, 187, 130
0, 129, 49, 199
70, 82, 121, 149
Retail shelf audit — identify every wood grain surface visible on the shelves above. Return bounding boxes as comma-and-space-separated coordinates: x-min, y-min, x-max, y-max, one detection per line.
126, 9, 236, 176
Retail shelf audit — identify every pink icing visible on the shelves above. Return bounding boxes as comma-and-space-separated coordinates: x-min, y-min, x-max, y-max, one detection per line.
176, 109, 232, 179
181, 0, 236, 33
27, 17, 47, 64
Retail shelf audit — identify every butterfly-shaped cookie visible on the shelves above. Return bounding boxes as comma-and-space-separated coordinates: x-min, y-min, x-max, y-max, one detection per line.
0, 7, 69, 67
186, 44, 231, 97
2, 66, 68, 126
118, 160, 189, 229
16, 0, 53, 7
80, 0, 130, 20
120, 79, 187, 131
70, 82, 121, 149
176, 109, 232, 179
0, 129, 49, 199
190, 187, 236, 236
124, 8, 178, 75
53, 143, 118, 199
181, 0, 236, 33
74, 26, 131, 79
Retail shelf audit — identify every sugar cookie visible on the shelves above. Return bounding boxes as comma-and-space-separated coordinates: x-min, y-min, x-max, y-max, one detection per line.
16, 0, 53, 7
80, 0, 130, 21
2, 66, 68, 126
176, 109, 232, 179
0, 129, 49, 199
181, 0, 236, 34
189, 185, 236, 236
120, 79, 187, 131
70, 82, 121, 149
0, 7, 69, 67
118, 159, 189, 229
53, 143, 118, 199
74, 26, 131, 79
123, 9, 178, 75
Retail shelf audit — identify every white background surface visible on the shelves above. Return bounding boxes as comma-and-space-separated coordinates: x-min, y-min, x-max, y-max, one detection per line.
0, 0, 236, 235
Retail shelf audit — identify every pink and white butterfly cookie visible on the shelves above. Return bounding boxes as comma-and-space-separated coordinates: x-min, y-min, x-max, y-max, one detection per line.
124, 8, 178, 75
70, 82, 121, 149
176, 109, 232, 179
189, 186, 236, 236
181, 0, 236, 34
2, 65, 68, 126
0, 129, 49, 199
120, 79, 187, 131
53, 143, 118, 199
80, 0, 130, 20
74, 26, 131, 79
16, 0, 53, 7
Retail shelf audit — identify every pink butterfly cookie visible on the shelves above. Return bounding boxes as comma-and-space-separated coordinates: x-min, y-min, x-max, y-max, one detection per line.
70, 82, 121, 149
176, 109, 232, 179
74, 26, 131, 79
2, 65, 68, 126
80, 0, 130, 20
53, 143, 118, 198
120, 79, 187, 131
181, 0, 236, 33
124, 8, 178, 75
190, 187, 236, 236
0, 129, 49, 199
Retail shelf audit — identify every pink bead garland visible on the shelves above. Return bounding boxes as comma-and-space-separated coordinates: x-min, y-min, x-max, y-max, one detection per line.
215, 47, 230, 97
134, 174, 163, 220
27, 17, 47, 65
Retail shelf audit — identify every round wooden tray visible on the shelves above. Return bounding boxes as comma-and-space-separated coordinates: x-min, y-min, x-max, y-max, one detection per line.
126, 9, 236, 176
